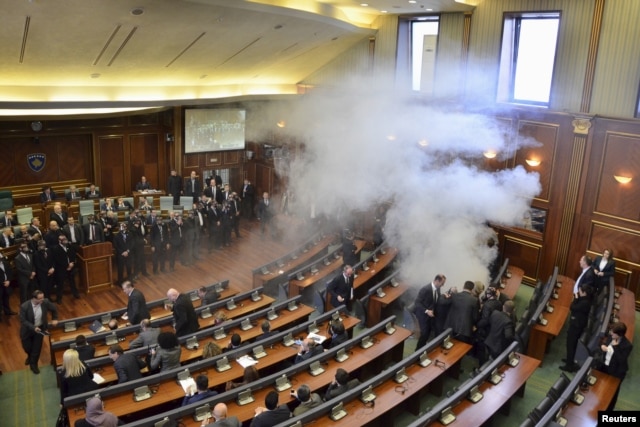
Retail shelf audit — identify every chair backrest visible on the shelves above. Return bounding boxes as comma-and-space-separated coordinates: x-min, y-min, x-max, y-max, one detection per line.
0, 191, 13, 211
159, 196, 173, 212
16, 207, 33, 225
180, 196, 193, 210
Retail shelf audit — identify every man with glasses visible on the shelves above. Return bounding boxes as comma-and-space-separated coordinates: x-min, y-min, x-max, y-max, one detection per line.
19, 290, 58, 374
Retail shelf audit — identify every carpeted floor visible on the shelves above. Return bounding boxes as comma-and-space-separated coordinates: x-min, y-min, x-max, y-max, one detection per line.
0, 365, 60, 427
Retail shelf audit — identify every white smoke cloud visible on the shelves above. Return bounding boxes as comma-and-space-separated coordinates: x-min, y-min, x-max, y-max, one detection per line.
253, 79, 540, 289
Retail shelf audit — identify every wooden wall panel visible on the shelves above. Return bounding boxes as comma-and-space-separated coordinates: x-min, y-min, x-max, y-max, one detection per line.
98, 136, 125, 197
56, 136, 92, 180
514, 121, 559, 203
130, 134, 160, 190
589, 222, 640, 269
502, 236, 543, 283
595, 132, 640, 220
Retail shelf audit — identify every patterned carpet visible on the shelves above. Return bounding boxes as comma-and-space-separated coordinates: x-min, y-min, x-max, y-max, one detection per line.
0, 365, 60, 427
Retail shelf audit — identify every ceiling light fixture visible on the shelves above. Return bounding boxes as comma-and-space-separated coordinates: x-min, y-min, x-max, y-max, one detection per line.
130, 7, 144, 16
613, 175, 632, 184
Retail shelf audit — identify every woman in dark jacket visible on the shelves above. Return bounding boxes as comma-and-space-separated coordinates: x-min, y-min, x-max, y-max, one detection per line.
600, 322, 633, 410
60, 349, 98, 405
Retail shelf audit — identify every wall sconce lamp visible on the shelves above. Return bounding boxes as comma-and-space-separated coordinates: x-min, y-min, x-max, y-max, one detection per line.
276, 120, 286, 128
525, 158, 541, 167
613, 175, 632, 184
483, 151, 497, 159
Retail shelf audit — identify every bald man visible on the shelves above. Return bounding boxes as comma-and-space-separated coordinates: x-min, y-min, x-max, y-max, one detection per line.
165, 288, 199, 337
207, 403, 241, 427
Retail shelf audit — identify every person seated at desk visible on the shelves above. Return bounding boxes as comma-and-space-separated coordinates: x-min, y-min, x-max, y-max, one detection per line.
206, 403, 241, 427
258, 320, 275, 340
294, 337, 323, 364
129, 319, 160, 349
40, 185, 57, 203
108, 344, 146, 384
16, 224, 30, 240
100, 198, 115, 213
74, 335, 95, 362
75, 396, 124, 427
137, 196, 153, 212
66, 185, 82, 202
198, 285, 219, 306
135, 176, 152, 191
225, 365, 259, 391
116, 197, 134, 212
182, 374, 218, 407
292, 384, 322, 416
0, 227, 15, 248
251, 390, 291, 427
325, 320, 348, 349
149, 331, 181, 373
85, 184, 101, 199
225, 333, 242, 352
60, 348, 98, 405
599, 321, 633, 411
324, 368, 360, 401
0, 210, 15, 228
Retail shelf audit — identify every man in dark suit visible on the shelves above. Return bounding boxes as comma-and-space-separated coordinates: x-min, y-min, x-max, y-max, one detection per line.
204, 182, 224, 204
135, 176, 152, 191
592, 248, 616, 294
121, 281, 150, 325
257, 192, 275, 238
414, 274, 447, 349
341, 230, 359, 267
39, 186, 57, 203
561, 284, 594, 372
206, 201, 222, 251
49, 202, 68, 227
168, 212, 184, 271
113, 223, 133, 285
241, 179, 255, 220
484, 300, 516, 359
572, 254, 596, 298
52, 235, 79, 302
20, 290, 59, 374
150, 216, 169, 274
250, 391, 291, 427
15, 242, 36, 304
74, 335, 95, 362
181, 374, 218, 407
0, 252, 16, 317
108, 344, 145, 383
28, 217, 44, 237
0, 226, 15, 248
444, 280, 479, 344
167, 169, 183, 206
65, 185, 82, 202
166, 288, 199, 337
82, 214, 104, 245
209, 403, 241, 427
44, 221, 62, 249
85, 184, 101, 199
116, 197, 134, 212
62, 216, 83, 251
184, 171, 202, 204
0, 210, 15, 228
327, 265, 354, 311
33, 240, 55, 300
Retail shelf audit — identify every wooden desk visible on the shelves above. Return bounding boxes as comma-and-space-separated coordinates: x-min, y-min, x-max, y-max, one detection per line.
429, 353, 540, 426
367, 282, 409, 327
500, 266, 523, 301
310, 340, 473, 427
67, 311, 357, 425
613, 288, 635, 342
179, 326, 413, 427
559, 369, 620, 427
555, 275, 576, 308
528, 305, 569, 363
252, 235, 334, 288
288, 241, 365, 298
132, 190, 166, 198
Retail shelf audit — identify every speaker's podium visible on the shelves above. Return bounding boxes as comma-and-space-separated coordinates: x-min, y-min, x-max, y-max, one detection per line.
77, 242, 114, 293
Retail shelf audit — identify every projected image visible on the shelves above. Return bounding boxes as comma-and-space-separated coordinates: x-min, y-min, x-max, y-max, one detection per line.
185, 108, 246, 153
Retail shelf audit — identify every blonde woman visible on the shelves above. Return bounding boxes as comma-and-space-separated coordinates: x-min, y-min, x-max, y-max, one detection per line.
60, 349, 98, 405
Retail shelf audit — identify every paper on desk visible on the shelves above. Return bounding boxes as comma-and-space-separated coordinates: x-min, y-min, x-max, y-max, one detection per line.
236, 355, 258, 368
92, 373, 106, 384
180, 377, 197, 394
307, 332, 327, 344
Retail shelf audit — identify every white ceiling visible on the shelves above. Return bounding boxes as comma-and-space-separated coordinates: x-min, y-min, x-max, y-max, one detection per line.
0, 0, 474, 114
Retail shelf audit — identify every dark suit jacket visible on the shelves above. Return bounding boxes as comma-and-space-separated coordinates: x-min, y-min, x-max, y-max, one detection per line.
51, 244, 76, 271
85, 190, 101, 199
150, 223, 168, 249
63, 223, 84, 246
172, 293, 199, 337
211, 416, 241, 427
593, 256, 616, 290
181, 389, 218, 407
603, 335, 633, 379
257, 199, 273, 221
445, 290, 479, 339
327, 273, 353, 308
50, 211, 68, 227
116, 201, 134, 212
575, 268, 596, 293
40, 190, 58, 203
135, 181, 152, 191
250, 405, 291, 427
0, 234, 15, 248
0, 216, 16, 228
28, 225, 44, 237
127, 288, 150, 325
184, 178, 202, 198
75, 344, 95, 362
33, 248, 54, 278
82, 222, 105, 245
204, 186, 224, 204
113, 353, 145, 383
44, 229, 62, 249
65, 191, 83, 202
113, 232, 133, 257
484, 309, 514, 356
19, 298, 59, 340
415, 283, 438, 314
569, 295, 591, 329
0, 258, 13, 283
14, 252, 35, 288
167, 175, 183, 197
242, 183, 255, 200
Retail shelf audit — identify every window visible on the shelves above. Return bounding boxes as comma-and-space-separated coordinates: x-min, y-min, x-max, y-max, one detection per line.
497, 12, 560, 106
396, 16, 439, 93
